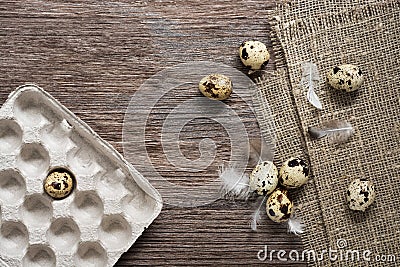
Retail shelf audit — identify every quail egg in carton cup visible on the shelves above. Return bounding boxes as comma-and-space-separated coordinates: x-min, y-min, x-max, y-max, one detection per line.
0, 85, 162, 267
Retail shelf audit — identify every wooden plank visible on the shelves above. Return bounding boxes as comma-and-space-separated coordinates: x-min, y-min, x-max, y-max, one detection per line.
0, 0, 305, 265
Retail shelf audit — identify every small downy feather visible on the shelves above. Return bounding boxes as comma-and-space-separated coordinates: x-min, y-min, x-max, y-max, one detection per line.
308, 120, 354, 144
218, 165, 250, 200
300, 62, 323, 110
287, 213, 305, 235
251, 195, 267, 231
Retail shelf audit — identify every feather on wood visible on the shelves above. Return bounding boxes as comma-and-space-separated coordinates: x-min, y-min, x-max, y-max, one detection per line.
251, 195, 267, 231
218, 165, 250, 200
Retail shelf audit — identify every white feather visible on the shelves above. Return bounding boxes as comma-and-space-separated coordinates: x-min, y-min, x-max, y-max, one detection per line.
287, 214, 305, 235
251, 195, 267, 231
300, 62, 323, 110
308, 120, 354, 144
307, 86, 322, 110
218, 165, 250, 200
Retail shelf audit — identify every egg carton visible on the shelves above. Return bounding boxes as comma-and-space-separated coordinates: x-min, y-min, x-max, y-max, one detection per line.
0, 85, 162, 267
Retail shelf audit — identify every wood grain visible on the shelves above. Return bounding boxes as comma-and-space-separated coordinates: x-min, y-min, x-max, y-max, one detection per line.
0, 1, 305, 266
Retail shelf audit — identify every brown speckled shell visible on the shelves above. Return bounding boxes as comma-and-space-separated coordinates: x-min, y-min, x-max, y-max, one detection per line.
279, 157, 309, 189
198, 74, 232, 100
249, 161, 278, 196
347, 178, 376, 211
44, 169, 75, 199
266, 188, 293, 223
238, 41, 270, 70
327, 64, 364, 92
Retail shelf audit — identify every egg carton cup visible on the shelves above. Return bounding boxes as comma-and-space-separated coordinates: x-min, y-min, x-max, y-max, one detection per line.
0, 84, 162, 267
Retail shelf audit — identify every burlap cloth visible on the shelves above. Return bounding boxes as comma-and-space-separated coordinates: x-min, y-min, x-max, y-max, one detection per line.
254, 1, 400, 266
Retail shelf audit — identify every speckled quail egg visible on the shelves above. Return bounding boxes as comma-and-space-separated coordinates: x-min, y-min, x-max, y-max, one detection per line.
266, 188, 293, 223
279, 157, 309, 189
239, 40, 270, 70
198, 74, 233, 100
327, 64, 364, 92
347, 178, 376, 211
249, 161, 278, 195
44, 168, 75, 199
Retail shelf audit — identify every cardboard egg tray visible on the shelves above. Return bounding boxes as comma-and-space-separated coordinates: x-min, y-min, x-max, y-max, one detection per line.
0, 85, 162, 267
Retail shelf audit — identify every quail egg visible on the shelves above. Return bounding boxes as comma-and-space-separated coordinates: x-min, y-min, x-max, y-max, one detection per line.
239, 40, 270, 70
199, 74, 232, 100
279, 157, 309, 189
266, 188, 293, 223
44, 168, 75, 199
249, 161, 278, 195
347, 178, 376, 211
327, 64, 364, 92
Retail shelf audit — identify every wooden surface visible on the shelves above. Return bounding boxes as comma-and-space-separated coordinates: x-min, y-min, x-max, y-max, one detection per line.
0, 1, 305, 266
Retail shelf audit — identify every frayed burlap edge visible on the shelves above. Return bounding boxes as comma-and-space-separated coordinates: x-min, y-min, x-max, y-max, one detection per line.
254, 1, 400, 267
